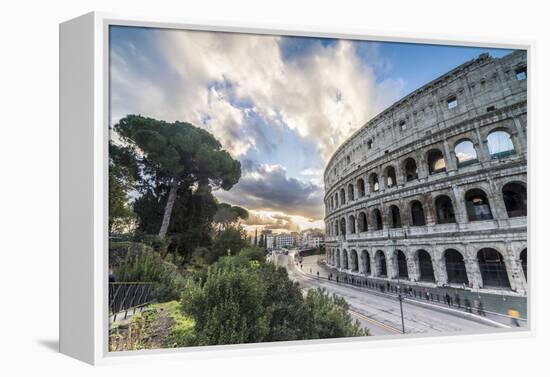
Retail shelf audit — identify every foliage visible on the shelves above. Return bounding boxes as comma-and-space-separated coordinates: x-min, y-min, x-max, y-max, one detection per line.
202, 225, 249, 264
109, 142, 139, 234
109, 301, 195, 351
213, 203, 249, 232
180, 251, 368, 346
113, 115, 242, 239
112, 243, 184, 302
304, 289, 367, 339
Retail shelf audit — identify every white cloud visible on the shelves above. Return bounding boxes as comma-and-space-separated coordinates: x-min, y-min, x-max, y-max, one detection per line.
110, 29, 405, 162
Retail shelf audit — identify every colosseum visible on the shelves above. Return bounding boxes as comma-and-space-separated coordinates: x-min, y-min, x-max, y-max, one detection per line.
323, 51, 527, 307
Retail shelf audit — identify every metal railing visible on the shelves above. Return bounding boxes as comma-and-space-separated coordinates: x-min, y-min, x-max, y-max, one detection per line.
109, 282, 153, 321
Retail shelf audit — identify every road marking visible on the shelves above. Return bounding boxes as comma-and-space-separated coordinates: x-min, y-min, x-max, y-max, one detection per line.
349, 309, 403, 334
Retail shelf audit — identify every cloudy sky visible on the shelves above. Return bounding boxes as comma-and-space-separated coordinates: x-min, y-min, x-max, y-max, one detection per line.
109, 26, 512, 233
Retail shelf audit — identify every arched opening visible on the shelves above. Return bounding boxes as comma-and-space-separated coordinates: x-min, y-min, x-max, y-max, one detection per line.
350, 250, 359, 272
349, 215, 356, 234
444, 249, 469, 285
357, 178, 365, 197
487, 129, 515, 159
385, 166, 397, 188
330, 196, 334, 210
454, 139, 478, 167
395, 250, 409, 279
372, 208, 383, 230
410, 200, 426, 226
390, 205, 402, 228
435, 195, 456, 224
361, 250, 371, 275
520, 249, 527, 281
417, 250, 435, 282
334, 220, 339, 236
465, 189, 493, 221
348, 183, 355, 201
340, 188, 346, 205
477, 248, 511, 289
342, 249, 349, 270
340, 217, 346, 236
336, 249, 341, 268
375, 250, 387, 277
358, 211, 368, 232
502, 182, 527, 217
427, 149, 446, 174
404, 157, 418, 182
370, 173, 379, 192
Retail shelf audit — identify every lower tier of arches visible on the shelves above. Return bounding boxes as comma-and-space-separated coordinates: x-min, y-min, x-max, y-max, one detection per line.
325, 242, 527, 295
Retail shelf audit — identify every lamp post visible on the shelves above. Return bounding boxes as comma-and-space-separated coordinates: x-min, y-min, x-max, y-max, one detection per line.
390, 229, 406, 334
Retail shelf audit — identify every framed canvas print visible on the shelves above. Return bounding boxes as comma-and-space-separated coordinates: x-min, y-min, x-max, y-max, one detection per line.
60, 12, 531, 365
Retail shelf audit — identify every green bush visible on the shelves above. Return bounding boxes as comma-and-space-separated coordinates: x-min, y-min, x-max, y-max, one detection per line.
112, 242, 184, 302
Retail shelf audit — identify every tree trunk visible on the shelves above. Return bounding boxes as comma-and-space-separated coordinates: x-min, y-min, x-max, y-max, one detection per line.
158, 180, 179, 241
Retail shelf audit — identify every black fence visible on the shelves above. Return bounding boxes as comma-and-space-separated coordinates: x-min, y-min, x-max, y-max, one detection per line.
109, 282, 153, 321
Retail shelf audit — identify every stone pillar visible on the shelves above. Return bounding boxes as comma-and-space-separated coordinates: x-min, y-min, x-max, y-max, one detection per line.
465, 255, 482, 289
474, 127, 491, 165
505, 256, 526, 294
512, 116, 527, 154
379, 173, 386, 192
443, 140, 457, 173
433, 254, 447, 287
387, 248, 397, 280
370, 252, 377, 277
406, 248, 420, 282
417, 153, 429, 181
451, 185, 468, 224
487, 178, 509, 220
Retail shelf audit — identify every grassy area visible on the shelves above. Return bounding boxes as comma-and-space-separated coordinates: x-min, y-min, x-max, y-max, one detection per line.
109, 301, 195, 351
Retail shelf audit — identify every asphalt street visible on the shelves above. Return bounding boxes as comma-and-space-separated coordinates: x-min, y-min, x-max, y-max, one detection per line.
273, 252, 503, 336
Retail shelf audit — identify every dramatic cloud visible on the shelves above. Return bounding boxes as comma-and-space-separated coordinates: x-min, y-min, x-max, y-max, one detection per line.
110, 29, 405, 161
215, 161, 324, 219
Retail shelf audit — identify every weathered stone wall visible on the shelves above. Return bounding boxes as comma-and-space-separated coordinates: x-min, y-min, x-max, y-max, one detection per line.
323, 51, 527, 297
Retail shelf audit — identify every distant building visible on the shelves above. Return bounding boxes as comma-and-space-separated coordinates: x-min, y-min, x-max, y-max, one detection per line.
265, 232, 274, 250
307, 232, 325, 248
276, 233, 294, 248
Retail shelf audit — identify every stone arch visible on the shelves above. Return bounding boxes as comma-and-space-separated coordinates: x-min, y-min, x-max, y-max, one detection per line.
487, 128, 515, 159
390, 205, 402, 228
350, 249, 359, 272
435, 195, 456, 224
416, 249, 435, 282
340, 188, 346, 205
444, 249, 469, 285
477, 248, 511, 289
520, 248, 527, 281
342, 249, 349, 270
427, 148, 446, 174
375, 250, 387, 277
358, 211, 368, 232
410, 200, 426, 226
454, 138, 478, 167
334, 219, 339, 236
336, 249, 341, 268
361, 250, 371, 275
372, 208, 383, 230
502, 181, 527, 218
385, 165, 397, 188
349, 214, 356, 234
394, 249, 409, 279
348, 183, 355, 201
335, 192, 339, 207
357, 178, 365, 197
403, 157, 418, 182
465, 188, 493, 221
340, 217, 346, 235
369, 172, 379, 192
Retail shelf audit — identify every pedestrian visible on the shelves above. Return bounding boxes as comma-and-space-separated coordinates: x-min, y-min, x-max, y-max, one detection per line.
317, 271, 319, 279
336, 275, 339, 284
464, 298, 472, 313
508, 308, 520, 327
426, 291, 430, 301
445, 293, 451, 307
109, 265, 117, 283
476, 300, 485, 316
455, 294, 461, 308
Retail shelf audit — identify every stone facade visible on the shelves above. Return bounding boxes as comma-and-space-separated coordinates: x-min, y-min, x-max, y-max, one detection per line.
323, 51, 528, 296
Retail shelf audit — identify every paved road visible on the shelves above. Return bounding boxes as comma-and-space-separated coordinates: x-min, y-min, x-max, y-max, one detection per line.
273, 252, 502, 336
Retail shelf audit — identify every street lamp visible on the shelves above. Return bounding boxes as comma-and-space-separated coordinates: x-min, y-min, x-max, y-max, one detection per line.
390, 229, 406, 334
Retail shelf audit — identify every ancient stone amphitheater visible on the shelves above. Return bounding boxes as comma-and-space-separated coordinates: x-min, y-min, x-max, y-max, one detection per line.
323, 50, 527, 298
